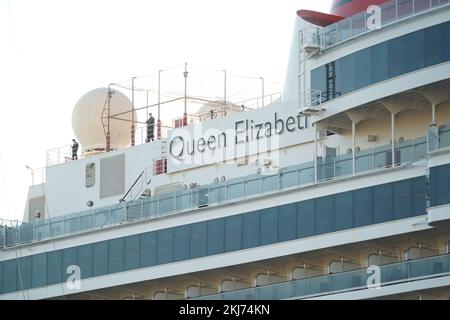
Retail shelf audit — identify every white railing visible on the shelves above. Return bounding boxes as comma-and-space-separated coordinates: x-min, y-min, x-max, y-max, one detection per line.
321, 0, 450, 49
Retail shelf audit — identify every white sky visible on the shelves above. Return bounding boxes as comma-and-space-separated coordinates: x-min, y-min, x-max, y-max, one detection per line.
0, 0, 331, 221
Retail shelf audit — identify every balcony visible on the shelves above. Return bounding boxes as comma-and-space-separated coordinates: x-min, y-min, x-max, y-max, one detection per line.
1, 124, 449, 249
191, 253, 450, 300
320, 0, 450, 49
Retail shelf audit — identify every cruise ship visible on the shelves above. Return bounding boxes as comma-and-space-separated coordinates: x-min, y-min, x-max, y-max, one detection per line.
1, 0, 450, 300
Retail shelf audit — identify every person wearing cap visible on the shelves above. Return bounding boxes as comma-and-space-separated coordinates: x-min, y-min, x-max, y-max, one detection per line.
146, 113, 155, 142
71, 139, 79, 160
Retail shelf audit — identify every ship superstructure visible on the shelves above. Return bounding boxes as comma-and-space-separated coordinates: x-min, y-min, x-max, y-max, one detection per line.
1, 0, 450, 300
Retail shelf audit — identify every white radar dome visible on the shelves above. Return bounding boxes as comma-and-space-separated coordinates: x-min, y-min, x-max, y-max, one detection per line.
72, 88, 136, 152
195, 100, 242, 122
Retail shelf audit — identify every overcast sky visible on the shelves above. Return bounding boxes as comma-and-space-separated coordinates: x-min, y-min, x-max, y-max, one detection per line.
0, 0, 331, 221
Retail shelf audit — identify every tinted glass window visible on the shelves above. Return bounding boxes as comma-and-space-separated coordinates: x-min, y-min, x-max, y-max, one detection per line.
242, 211, 260, 249
47, 250, 63, 285
173, 225, 190, 261
424, 23, 445, 66
225, 215, 242, 252
297, 200, 315, 237
109, 238, 125, 273
413, 176, 426, 215
77, 244, 93, 279
125, 235, 140, 270
207, 219, 225, 255
190, 222, 207, 259
354, 187, 373, 227
93, 241, 108, 276
18, 256, 32, 290
141, 232, 157, 267
393, 179, 413, 219
62, 247, 77, 284
260, 207, 278, 245
404, 30, 424, 73
2, 260, 17, 293
334, 191, 354, 231
373, 184, 393, 223
388, 36, 406, 78
157, 229, 173, 264
355, 48, 372, 89
316, 196, 334, 234
278, 204, 297, 242
372, 42, 388, 83
340, 53, 356, 94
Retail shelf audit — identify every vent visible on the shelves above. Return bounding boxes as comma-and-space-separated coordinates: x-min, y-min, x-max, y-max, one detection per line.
100, 154, 125, 199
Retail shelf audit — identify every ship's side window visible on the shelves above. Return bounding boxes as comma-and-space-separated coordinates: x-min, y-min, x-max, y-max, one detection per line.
85, 163, 95, 188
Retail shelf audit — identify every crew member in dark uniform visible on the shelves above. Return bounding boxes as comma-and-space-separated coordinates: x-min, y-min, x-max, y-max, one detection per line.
146, 113, 155, 142
72, 139, 79, 160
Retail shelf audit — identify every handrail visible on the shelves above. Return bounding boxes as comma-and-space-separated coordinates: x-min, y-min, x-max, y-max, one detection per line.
190, 252, 450, 300
119, 170, 145, 203
2, 127, 450, 249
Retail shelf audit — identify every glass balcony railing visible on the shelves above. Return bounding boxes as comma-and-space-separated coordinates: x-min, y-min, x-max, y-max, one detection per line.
192, 253, 450, 300
322, 0, 450, 48
1, 125, 449, 248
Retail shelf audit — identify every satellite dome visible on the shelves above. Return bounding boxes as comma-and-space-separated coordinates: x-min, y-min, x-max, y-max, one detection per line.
72, 88, 136, 153
195, 100, 242, 121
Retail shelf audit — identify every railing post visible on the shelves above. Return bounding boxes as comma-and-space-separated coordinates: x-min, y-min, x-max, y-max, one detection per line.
141, 199, 144, 219
174, 192, 177, 211
243, 176, 246, 199
157, 195, 160, 216
224, 180, 228, 202
297, 166, 300, 186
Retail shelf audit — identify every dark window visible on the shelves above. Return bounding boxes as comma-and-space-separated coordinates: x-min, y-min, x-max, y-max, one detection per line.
355, 48, 372, 89
157, 229, 173, 264
18, 256, 32, 290
315, 196, 334, 234
173, 225, 190, 261
373, 184, 393, 223
260, 207, 278, 245
311, 22, 450, 103
225, 215, 242, 252
125, 235, 140, 270
141, 232, 157, 267
2, 260, 17, 293
190, 222, 207, 259
207, 219, 225, 255
430, 164, 450, 206
47, 250, 63, 285
340, 53, 356, 94
242, 211, 260, 249
334, 191, 354, 230
62, 247, 77, 284
404, 30, 424, 73
109, 238, 125, 273
278, 204, 297, 242
297, 200, 315, 237
77, 245, 93, 278
354, 187, 374, 227
393, 179, 413, 219
424, 23, 445, 67
372, 42, 388, 83
93, 241, 108, 276
413, 176, 427, 215
388, 36, 406, 78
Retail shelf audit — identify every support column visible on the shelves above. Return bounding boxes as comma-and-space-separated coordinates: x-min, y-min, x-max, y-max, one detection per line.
352, 121, 356, 175
391, 112, 395, 167
314, 123, 318, 183
432, 103, 436, 125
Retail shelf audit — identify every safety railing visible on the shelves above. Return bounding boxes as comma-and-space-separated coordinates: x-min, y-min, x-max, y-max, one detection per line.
321, 0, 450, 49
191, 253, 450, 300
2, 124, 450, 249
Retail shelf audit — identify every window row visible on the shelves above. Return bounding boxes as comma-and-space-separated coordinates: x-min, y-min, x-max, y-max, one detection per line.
0, 176, 426, 294
429, 163, 450, 207
311, 21, 450, 102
